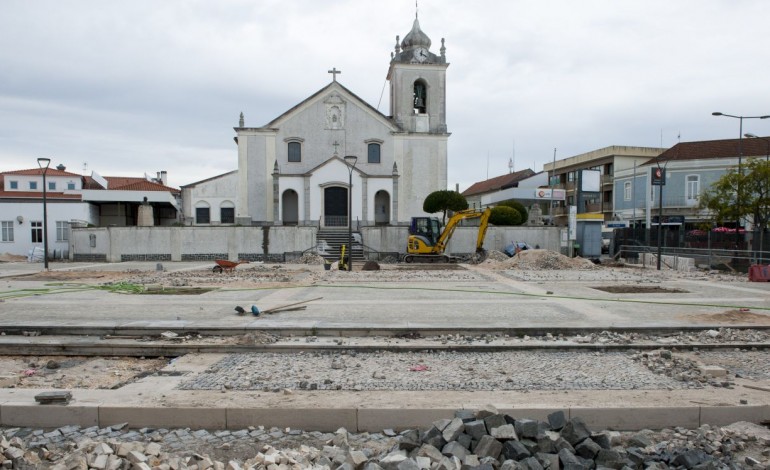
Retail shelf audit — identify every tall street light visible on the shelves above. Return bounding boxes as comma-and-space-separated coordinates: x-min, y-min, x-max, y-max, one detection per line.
745, 133, 770, 263
712, 112, 770, 246
343, 155, 358, 272
37, 157, 51, 270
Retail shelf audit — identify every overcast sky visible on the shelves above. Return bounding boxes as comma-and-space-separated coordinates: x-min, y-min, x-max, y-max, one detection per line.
2, 0, 770, 191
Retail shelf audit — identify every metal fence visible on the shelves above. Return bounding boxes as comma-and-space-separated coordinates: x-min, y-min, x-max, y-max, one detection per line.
613, 227, 770, 271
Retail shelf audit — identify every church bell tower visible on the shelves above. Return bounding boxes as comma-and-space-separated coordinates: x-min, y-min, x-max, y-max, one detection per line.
387, 14, 448, 134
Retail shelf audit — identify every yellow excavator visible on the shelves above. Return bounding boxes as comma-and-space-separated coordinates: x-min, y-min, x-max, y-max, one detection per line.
404, 208, 491, 263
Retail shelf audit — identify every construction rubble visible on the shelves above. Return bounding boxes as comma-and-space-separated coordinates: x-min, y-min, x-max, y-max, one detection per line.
2, 408, 768, 469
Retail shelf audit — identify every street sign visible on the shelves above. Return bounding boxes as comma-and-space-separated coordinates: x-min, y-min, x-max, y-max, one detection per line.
651, 167, 666, 186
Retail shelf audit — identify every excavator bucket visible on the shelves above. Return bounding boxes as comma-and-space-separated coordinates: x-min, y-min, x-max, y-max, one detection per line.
470, 248, 488, 264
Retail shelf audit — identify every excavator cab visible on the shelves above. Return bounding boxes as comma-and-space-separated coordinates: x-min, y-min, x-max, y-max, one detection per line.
409, 217, 441, 246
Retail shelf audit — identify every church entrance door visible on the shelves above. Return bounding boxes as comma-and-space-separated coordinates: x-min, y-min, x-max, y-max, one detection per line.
374, 190, 390, 225
282, 190, 299, 225
323, 186, 348, 227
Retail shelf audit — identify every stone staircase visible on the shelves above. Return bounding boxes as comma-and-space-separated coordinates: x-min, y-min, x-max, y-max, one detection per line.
316, 229, 365, 262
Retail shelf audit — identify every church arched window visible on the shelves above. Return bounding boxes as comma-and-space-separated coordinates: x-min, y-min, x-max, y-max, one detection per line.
367, 142, 381, 164
287, 141, 302, 162
413, 80, 427, 114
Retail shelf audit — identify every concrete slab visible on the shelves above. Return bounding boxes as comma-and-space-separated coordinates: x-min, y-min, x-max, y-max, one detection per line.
1, 401, 100, 428
700, 405, 770, 426
357, 408, 457, 432
569, 407, 700, 431
227, 408, 357, 433
99, 405, 226, 429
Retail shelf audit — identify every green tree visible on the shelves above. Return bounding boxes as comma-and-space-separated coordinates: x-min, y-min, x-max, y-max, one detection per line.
423, 190, 468, 224
498, 200, 529, 225
699, 158, 770, 241
489, 206, 522, 226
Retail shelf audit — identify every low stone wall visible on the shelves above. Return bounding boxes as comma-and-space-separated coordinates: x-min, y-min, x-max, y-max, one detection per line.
640, 253, 696, 271
70, 225, 562, 262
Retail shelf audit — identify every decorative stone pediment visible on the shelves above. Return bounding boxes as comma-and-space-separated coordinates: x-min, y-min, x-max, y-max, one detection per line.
324, 93, 346, 129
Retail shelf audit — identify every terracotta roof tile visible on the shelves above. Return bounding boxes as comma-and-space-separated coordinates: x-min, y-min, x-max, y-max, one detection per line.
461, 169, 536, 196
3, 168, 82, 177
650, 136, 770, 165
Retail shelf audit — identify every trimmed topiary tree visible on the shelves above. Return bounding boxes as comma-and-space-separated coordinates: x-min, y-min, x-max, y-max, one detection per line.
423, 190, 469, 224
498, 200, 528, 225
489, 206, 522, 226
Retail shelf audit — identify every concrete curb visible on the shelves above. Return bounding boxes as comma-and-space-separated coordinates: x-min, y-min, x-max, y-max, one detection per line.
1, 401, 767, 432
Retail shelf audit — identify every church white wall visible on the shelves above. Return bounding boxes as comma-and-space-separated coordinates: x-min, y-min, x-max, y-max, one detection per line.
275, 92, 395, 180
237, 130, 276, 224
394, 135, 448, 220
182, 171, 238, 225
366, 179, 392, 222
309, 161, 361, 224
279, 176, 305, 224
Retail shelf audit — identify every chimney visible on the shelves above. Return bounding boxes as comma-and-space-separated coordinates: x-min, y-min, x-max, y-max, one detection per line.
160, 171, 168, 186
56, 164, 66, 171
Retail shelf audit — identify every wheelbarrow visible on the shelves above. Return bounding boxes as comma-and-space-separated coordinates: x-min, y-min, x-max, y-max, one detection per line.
212, 259, 249, 273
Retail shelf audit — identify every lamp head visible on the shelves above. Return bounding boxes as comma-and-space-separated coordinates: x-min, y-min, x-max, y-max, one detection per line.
761, 115, 770, 119
344, 155, 358, 167
712, 112, 723, 116
37, 157, 51, 169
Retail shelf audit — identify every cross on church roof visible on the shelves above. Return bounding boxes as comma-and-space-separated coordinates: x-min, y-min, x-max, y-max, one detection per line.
328, 67, 341, 82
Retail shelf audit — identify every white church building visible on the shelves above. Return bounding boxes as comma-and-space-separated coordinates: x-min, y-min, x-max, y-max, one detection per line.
182, 14, 449, 228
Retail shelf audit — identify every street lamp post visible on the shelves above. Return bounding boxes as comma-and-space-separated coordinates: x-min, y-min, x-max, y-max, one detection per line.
712, 112, 770, 247
744, 133, 770, 263
37, 157, 51, 270
343, 155, 358, 272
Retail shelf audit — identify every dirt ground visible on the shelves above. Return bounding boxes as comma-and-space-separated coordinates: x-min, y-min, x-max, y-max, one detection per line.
1, 355, 170, 389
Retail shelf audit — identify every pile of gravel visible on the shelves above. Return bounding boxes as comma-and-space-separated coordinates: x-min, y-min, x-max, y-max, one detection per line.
487, 250, 598, 271
289, 253, 327, 265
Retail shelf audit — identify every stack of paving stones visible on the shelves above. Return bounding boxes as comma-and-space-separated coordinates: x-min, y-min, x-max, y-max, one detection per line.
2, 407, 768, 469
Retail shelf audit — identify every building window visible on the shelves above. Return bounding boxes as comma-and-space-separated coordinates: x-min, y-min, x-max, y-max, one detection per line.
567, 196, 574, 206
686, 175, 699, 201
288, 142, 301, 162
195, 207, 210, 224
567, 172, 575, 182
29, 181, 38, 190
367, 143, 381, 163
56, 221, 70, 242
9, 181, 18, 190
220, 207, 235, 224
1, 221, 13, 242
48, 181, 56, 190
67, 182, 75, 190
624, 181, 632, 201
31, 221, 43, 243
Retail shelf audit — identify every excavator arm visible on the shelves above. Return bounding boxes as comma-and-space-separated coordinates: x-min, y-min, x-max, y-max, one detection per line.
434, 208, 491, 255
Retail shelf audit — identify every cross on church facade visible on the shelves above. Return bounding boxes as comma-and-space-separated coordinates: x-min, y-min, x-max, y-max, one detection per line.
332, 141, 340, 156
328, 67, 341, 82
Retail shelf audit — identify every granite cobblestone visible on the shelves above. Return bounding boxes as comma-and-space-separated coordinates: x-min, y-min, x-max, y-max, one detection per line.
177, 350, 689, 392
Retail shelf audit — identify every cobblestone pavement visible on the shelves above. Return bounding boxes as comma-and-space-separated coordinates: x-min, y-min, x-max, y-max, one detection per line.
177, 351, 690, 392
690, 351, 770, 380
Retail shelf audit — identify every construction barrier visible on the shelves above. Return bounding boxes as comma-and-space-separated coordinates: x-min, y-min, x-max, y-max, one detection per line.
748, 264, 770, 282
